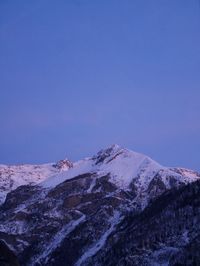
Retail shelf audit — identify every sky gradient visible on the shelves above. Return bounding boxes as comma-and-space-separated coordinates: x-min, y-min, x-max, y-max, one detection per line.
0, 0, 200, 171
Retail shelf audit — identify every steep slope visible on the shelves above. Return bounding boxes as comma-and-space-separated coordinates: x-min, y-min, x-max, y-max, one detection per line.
0, 159, 72, 204
0, 145, 199, 266
42, 144, 200, 208
88, 180, 200, 266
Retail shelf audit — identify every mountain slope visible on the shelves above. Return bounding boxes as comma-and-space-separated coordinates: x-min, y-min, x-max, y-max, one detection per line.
0, 159, 72, 204
42, 144, 200, 208
86, 179, 200, 266
0, 145, 199, 266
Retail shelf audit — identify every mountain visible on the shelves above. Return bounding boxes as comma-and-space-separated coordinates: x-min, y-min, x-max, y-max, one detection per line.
0, 159, 73, 204
0, 145, 199, 266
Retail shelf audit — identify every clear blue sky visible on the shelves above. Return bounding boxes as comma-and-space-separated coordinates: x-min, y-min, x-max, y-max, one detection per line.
0, 0, 200, 171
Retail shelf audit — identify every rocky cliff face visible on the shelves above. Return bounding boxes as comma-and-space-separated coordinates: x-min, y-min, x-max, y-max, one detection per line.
0, 145, 199, 265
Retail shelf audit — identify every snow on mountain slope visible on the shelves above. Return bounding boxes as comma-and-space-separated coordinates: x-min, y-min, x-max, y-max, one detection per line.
42, 145, 200, 197
0, 145, 200, 266
1, 145, 199, 207
42, 158, 95, 188
0, 159, 72, 204
41, 145, 160, 188
170, 167, 200, 181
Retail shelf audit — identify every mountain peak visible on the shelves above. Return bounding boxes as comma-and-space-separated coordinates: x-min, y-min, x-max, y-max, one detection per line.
93, 144, 158, 169
0, 146, 200, 266
53, 159, 73, 170
93, 144, 124, 165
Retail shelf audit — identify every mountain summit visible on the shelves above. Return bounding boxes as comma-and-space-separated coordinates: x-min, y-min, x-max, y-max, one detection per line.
0, 145, 200, 265
41, 144, 200, 207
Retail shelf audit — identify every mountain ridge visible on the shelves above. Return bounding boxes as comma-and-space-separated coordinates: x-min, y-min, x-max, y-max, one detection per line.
1, 144, 199, 207
0, 144, 199, 265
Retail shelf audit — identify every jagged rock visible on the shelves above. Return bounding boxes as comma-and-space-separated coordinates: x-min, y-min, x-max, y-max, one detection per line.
53, 159, 73, 170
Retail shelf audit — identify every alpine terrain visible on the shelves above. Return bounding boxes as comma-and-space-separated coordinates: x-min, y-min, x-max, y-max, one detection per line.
0, 145, 200, 265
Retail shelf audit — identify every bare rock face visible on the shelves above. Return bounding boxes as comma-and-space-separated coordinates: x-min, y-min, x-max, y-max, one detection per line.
0, 145, 200, 266
53, 159, 73, 170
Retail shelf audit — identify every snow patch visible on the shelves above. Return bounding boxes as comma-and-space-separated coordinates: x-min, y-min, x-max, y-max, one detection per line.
32, 215, 86, 265
75, 211, 121, 266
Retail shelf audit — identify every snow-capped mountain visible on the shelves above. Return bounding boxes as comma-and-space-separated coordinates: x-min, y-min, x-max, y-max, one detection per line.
0, 145, 200, 266
42, 144, 200, 208
0, 159, 72, 204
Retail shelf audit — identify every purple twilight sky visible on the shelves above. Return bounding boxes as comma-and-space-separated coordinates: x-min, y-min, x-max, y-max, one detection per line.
0, 0, 200, 171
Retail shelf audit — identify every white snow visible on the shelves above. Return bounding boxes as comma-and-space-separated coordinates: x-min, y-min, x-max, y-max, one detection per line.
75, 211, 122, 266
0, 163, 67, 204
87, 176, 97, 193
42, 158, 96, 188
42, 146, 163, 190
1, 144, 200, 207
40, 145, 200, 200
32, 215, 86, 266
100, 149, 163, 189
174, 168, 200, 182
0, 144, 200, 265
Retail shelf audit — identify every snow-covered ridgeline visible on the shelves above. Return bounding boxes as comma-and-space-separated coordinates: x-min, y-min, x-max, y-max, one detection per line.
1, 144, 200, 205
0, 160, 71, 204
42, 144, 200, 191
